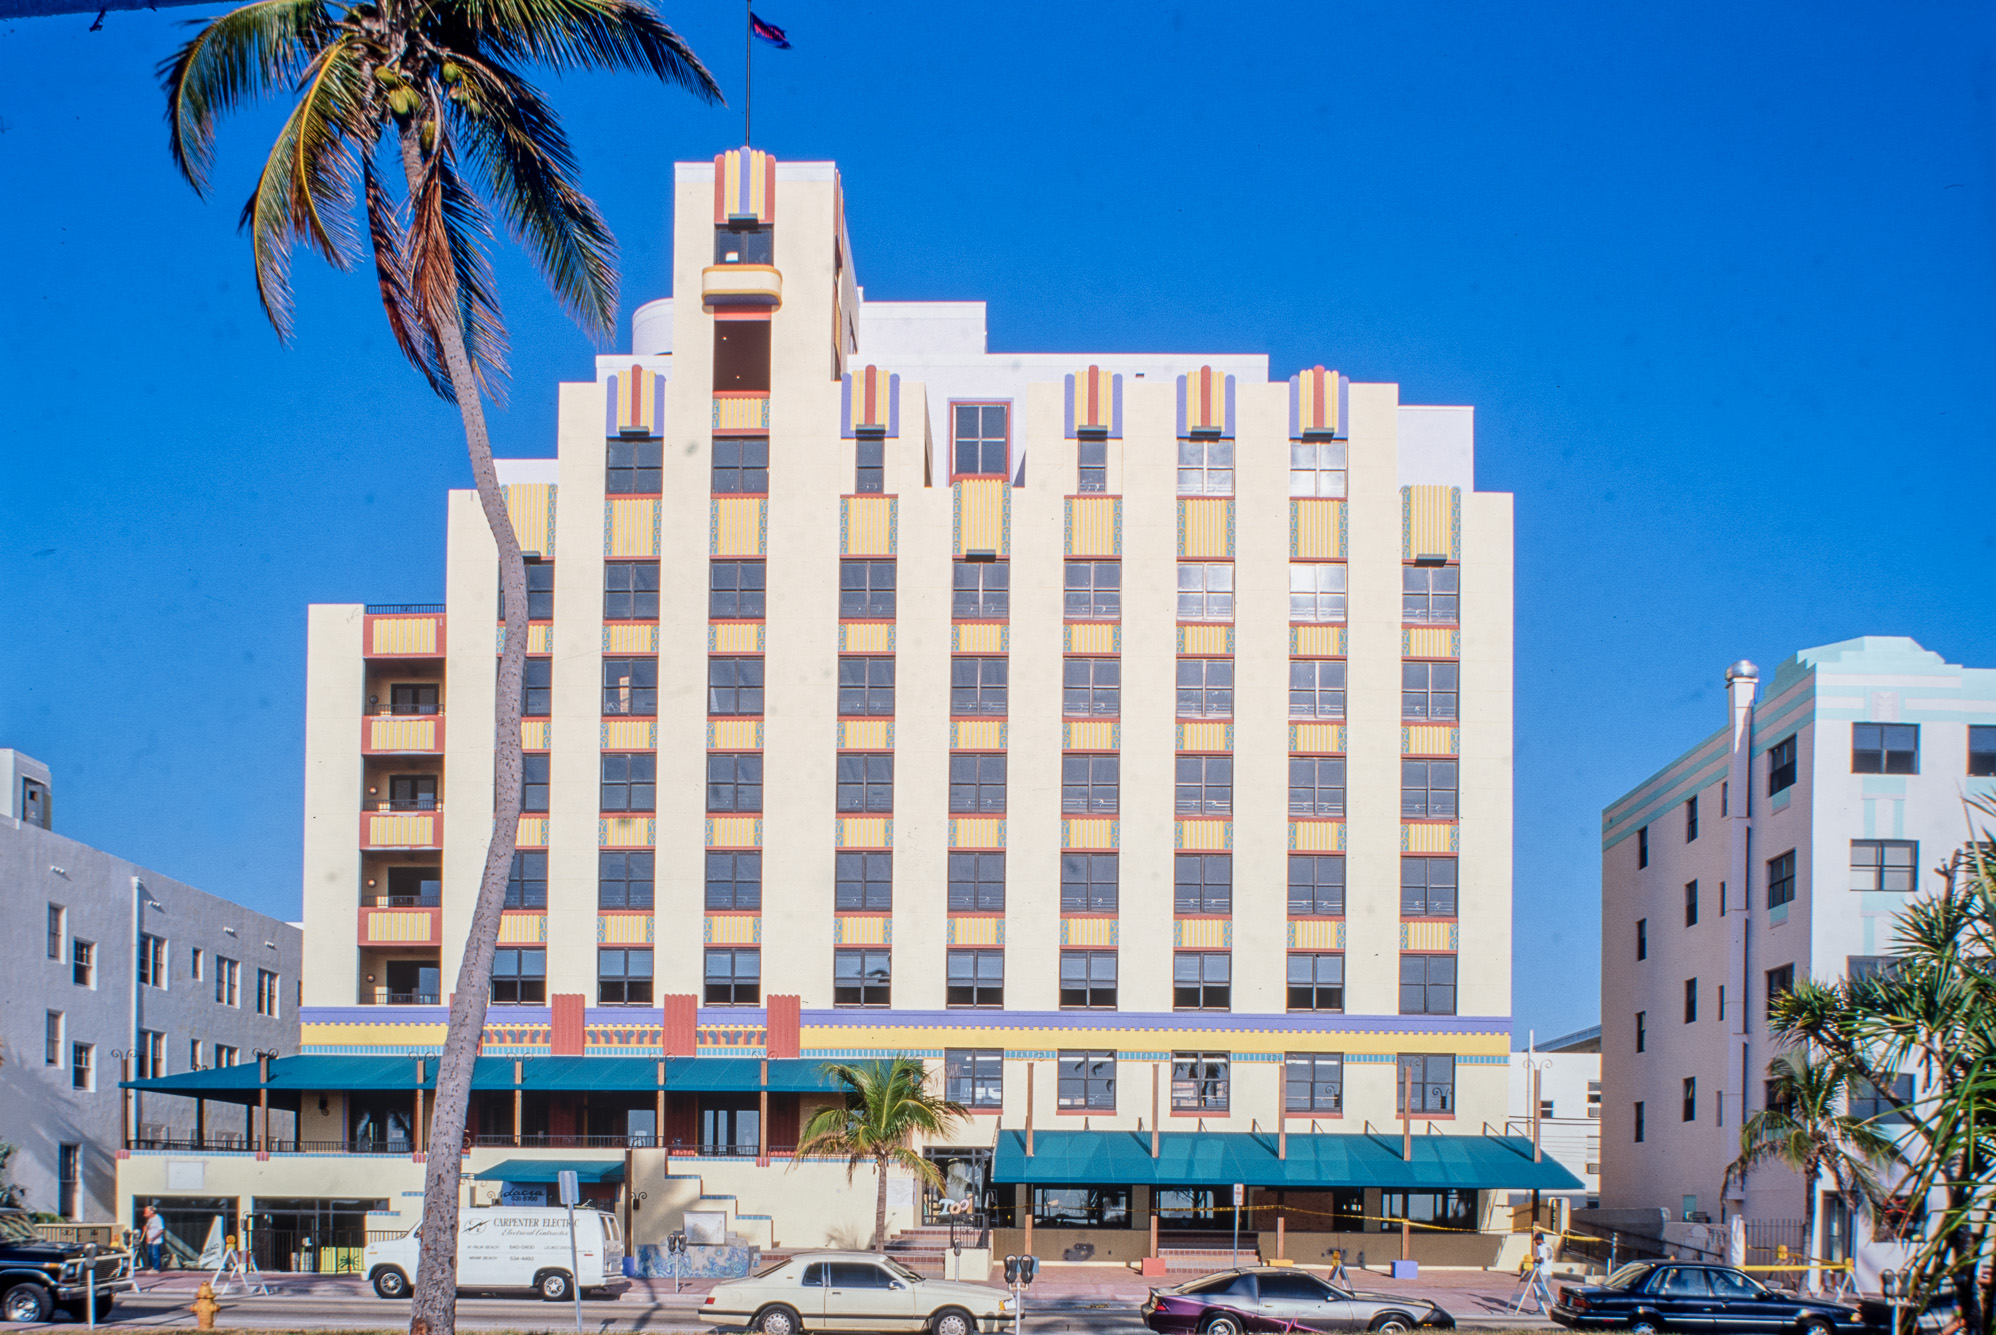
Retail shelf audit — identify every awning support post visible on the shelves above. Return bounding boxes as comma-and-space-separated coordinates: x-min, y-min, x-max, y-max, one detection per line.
1149, 1209, 1159, 1261
758, 1058, 769, 1166
1277, 1214, 1286, 1260
414, 1057, 426, 1154
1532, 1066, 1543, 1163
1401, 1064, 1413, 1263
514, 1058, 524, 1147
1150, 1064, 1160, 1159
195, 1097, 206, 1151
1025, 1063, 1034, 1158
655, 1060, 666, 1151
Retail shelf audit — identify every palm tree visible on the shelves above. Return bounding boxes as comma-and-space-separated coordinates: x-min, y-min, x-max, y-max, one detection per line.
159, 7, 718, 1330
796, 1059, 969, 1252
1722, 1050, 1900, 1293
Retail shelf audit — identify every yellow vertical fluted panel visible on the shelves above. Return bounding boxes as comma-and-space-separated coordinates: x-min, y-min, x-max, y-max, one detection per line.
605, 498, 660, 557
953, 479, 1010, 556
1065, 497, 1121, 557
504, 483, 556, 557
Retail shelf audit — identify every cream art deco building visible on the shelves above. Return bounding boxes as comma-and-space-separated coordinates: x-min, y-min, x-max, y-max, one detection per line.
121, 150, 1572, 1270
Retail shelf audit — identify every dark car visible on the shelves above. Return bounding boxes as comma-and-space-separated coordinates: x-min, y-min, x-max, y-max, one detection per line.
0, 1209, 134, 1324
1142, 1266, 1454, 1334
1551, 1261, 1871, 1335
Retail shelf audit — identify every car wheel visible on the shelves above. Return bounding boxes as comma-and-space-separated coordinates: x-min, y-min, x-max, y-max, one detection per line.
1206, 1316, 1245, 1335
372, 1268, 411, 1300
3, 1283, 52, 1324
1629, 1319, 1660, 1334
1799, 1321, 1836, 1335
757, 1304, 804, 1335
539, 1270, 572, 1301
933, 1307, 976, 1335
1371, 1318, 1415, 1334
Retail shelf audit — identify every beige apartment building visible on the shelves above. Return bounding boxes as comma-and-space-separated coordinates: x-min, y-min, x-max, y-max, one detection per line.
123, 149, 1572, 1270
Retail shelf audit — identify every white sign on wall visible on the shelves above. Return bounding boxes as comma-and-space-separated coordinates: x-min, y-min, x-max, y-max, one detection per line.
166, 1161, 205, 1190
684, 1211, 727, 1245
886, 1176, 915, 1210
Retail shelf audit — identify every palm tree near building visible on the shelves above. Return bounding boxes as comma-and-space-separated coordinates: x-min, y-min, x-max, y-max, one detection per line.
1721, 1050, 1899, 1293
159, 8, 718, 1330
797, 1058, 969, 1252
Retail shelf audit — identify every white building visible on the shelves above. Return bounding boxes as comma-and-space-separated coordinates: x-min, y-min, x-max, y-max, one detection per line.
1598, 638, 1996, 1277
0, 749, 303, 1222
1510, 1026, 1601, 1207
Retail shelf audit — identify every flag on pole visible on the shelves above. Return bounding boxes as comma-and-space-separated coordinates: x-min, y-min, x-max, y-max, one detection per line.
750, 12, 790, 47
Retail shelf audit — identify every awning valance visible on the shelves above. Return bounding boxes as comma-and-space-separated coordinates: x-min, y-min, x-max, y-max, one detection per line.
121, 1054, 841, 1102
470, 1159, 625, 1184
992, 1130, 1583, 1192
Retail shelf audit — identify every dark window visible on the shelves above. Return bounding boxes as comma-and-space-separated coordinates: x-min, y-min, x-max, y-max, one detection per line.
607, 438, 663, 493
499, 560, 554, 619
1289, 660, 1346, 719
1064, 561, 1121, 619
1766, 963, 1795, 1018
1289, 563, 1347, 621
710, 560, 767, 618
520, 755, 549, 813
491, 948, 546, 1004
1853, 722, 1919, 775
945, 1050, 1003, 1108
601, 753, 657, 811
603, 656, 659, 716
836, 754, 893, 813
44, 1012, 60, 1066
1768, 734, 1798, 793
1635, 1011, 1647, 1053
948, 852, 1006, 912
1684, 977, 1698, 1023
953, 403, 1009, 476
1722, 781, 1729, 816
604, 561, 660, 619
947, 950, 1004, 1008
706, 753, 763, 812
1287, 954, 1344, 1012
1063, 658, 1121, 716
1177, 563, 1234, 620
1173, 951, 1231, 1010
1847, 955, 1898, 984
840, 561, 896, 618
1176, 755, 1233, 815
1402, 759, 1458, 818
598, 948, 653, 1005
1177, 438, 1233, 495
1848, 1072, 1914, 1124
838, 657, 895, 715
1290, 854, 1346, 916
712, 437, 769, 493
1401, 857, 1457, 916
953, 561, 1010, 618
598, 851, 655, 909
835, 851, 893, 911
1397, 1053, 1455, 1113
1060, 853, 1117, 913
46, 905, 63, 960
1057, 1050, 1115, 1108
1061, 755, 1119, 813
1851, 840, 1917, 892
390, 683, 439, 715
505, 851, 547, 908
1634, 1100, 1645, 1142
833, 948, 891, 1007
1286, 1053, 1343, 1112
705, 851, 761, 910
1682, 1077, 1698, 1122
951, 657, 1008, 715
708, 657, 764, 715
1970, 725, 1996, 777
713, 223, 773, 264
1171, 1052, 1229, 1110
949, 754, 1007, 814
1376, 1191, 1475, 1233
1176, 657, 1233, 717
705, 948, 761, 1005
855, 438, 884, 494
1686, 795, 1699, 842
389, 774, 437, 810
1078, 439, 1107, 493
1059, 952, 1117, 1009
71, 1043, 93, 1091
1402, 565, 1458, 622
521, 658, 552, 716
1289, 757, 1344, 817
1175, 854, 1233, 914
1767, 850, 1797, 908
1637, 917, 1648, 960
1399, 955, 1457, 1015
1685, 879, 1699, 926
1402, 661, 1459, 720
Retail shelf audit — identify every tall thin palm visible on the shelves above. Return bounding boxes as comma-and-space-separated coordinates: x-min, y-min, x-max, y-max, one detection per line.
795, 1059, 968, 1252
159, 6, 718, 1330
1722, 1051, 1899, 1293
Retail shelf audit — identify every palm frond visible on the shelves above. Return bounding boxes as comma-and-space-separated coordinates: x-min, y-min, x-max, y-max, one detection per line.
362, 153, 452, 396
405, 118, 510, 401
159, 0, 336, 193
442, 53, 619, 338
453, 0, 722, 97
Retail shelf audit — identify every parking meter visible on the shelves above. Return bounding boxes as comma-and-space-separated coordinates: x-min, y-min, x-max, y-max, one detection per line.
1003, 1255, 1019, 1285
1019, 1256, 1038, 1286
83, 1243, 98, 1329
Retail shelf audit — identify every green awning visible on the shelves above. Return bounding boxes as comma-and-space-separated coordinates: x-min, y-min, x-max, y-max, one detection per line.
123, 1054, 842, 1102
470, 1159, 625, 1184
993, 1130, 1583, 1191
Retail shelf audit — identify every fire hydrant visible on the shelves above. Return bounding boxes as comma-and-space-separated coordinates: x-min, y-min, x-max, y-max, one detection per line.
191, 1282, 221, 1331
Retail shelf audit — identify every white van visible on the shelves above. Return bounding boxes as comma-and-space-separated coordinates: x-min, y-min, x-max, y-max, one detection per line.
365, 1206, 624, 1301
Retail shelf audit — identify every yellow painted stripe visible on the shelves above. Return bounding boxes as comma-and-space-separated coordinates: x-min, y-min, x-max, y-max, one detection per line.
839, 720, 893, 750
706, 816, 761, 847
1066, 497, 1120, 557
705, 914, 760, 945
1064, 623, 1118, 654
1402, 822, 1459, 853
1063, 721, 1117, 751
1062, 818, 1117, 850
1178, 498, 1233, 558
1178, 624, 1232, 655
842, 496, 897, 556
605, 498, 659, 557
1404, 627, 1460, 658
840, 622, 894, 652
1291, 723, 1345, 753
370, 617, 438, 655
1291, 625, 1346, 656
1291, 499, 1347, 559
949, 818, 1005, 849
709, 623, 765, 653
954, 479, 1010, 556
835, 817, 891, 848
951, 720, 1005, 751
604, 624, 659, 654
1403, 725, 1460, 755
708, 720, 762, 750
1176, 820, 1231, 850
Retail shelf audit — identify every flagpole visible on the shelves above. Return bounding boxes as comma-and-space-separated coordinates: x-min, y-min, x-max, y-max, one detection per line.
744, 0, 752, 145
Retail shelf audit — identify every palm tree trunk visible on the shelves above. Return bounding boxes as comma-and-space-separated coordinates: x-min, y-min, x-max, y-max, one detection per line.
396, 125, 530, 1335
874, 1154, 889, 1253
1802, 1159, 1822, 1296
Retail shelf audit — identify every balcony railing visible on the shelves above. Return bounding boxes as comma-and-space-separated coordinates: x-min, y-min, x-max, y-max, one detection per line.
366, 604, 446, 615
360, 989, 441, 1006
129, 1133, 807, 1157
362, 895, 442, 909
360, 809, 442, 850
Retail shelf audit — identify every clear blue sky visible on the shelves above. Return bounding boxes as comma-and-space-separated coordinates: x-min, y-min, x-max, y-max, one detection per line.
2, 0, 1992, 1045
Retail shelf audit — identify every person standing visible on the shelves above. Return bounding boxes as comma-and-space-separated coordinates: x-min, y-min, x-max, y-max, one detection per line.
141, 1206, 165, 1272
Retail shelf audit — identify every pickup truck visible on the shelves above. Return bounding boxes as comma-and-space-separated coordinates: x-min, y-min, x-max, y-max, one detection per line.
0, 1209, 135, 1323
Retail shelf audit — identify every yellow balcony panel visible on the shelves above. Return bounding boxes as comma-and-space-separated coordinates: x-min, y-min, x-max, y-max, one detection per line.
952, 623, 1008, 653
1403, 627, 1461, 659
945, 916, 1005, 947
1401, 920, 1460, 951
1172, 918, 1232, 949
831, 914, 892, 946
1063, 721, 1118, 751
949, 818, 1005, 849
841, 496, 897, 556
1287, 919, 1345, 950
597, 912, 655, 945
520, 719, 552, 751
602, 720, 657, 751
359, 906, 440, 947
363, 715, 442, 755
1291, 499, 1348, 559
1175, 820, 1232, 851
950, 720, 1005, 751
1062, 818, 1118, 850
1401, 822, 1459, 854
1176, 722, 1232, 753
1292, 625, 1347, 657
953, 479, 1010, 557
1064, 623, 1119, 654
708, 720, 763, 750
366, 613, 444, 658
1178, 624, 1233, 655
516, 816, 549, 847
1065, 497, 1121, 557
603, 623, 659, 654
711, 497, 767, 556
605, 497, 660, 557
709, 623, 765, 653
838, 720, 893, 751
1289, 820, 1346, 852
497, 912, 547, 945
704, 913, 761, 946
1177, 497, 1234, 558
600, 816, 656, 848
840, 622, 895, 653
712, 392, 771, 433
1403, 725, 1460, 756
1059, 917, 1117, 947
705, 816, 762, 847
700, 263, 782, 309
1290, 723, 1346, 754
361, 811, 440, 850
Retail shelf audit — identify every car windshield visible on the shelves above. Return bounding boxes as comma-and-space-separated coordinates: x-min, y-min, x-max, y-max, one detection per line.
1604, 1263, 1657, 1290
0, 1215, 38, 1243
881, 1258, 922, 1283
